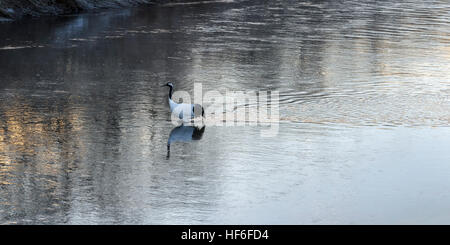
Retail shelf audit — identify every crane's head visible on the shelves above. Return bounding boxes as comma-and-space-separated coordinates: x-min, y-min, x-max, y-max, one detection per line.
161, 82, 173, 88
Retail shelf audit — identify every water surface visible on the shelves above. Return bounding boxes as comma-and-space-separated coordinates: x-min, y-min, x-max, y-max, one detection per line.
0, 0, 449, 224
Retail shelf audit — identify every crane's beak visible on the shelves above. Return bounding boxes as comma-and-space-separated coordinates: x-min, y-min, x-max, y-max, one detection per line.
161, 84, 167, 87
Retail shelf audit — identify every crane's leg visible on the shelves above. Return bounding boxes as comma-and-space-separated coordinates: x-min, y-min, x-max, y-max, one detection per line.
166, 144, 170, 159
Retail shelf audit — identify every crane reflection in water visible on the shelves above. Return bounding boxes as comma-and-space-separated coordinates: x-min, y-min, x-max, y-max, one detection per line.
166, 125, 206, 159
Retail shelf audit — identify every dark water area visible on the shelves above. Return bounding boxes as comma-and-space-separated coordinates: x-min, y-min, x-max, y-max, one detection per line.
0, 0, 449, 224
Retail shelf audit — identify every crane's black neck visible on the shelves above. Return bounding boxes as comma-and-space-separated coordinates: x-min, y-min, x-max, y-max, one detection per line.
168, 85, 173, 99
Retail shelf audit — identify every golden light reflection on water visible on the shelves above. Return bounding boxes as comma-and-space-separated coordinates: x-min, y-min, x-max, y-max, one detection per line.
0, 94, 85, 193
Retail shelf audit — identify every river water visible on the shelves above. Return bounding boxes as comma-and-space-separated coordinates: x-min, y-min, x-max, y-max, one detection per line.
0, 0, 449, 224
